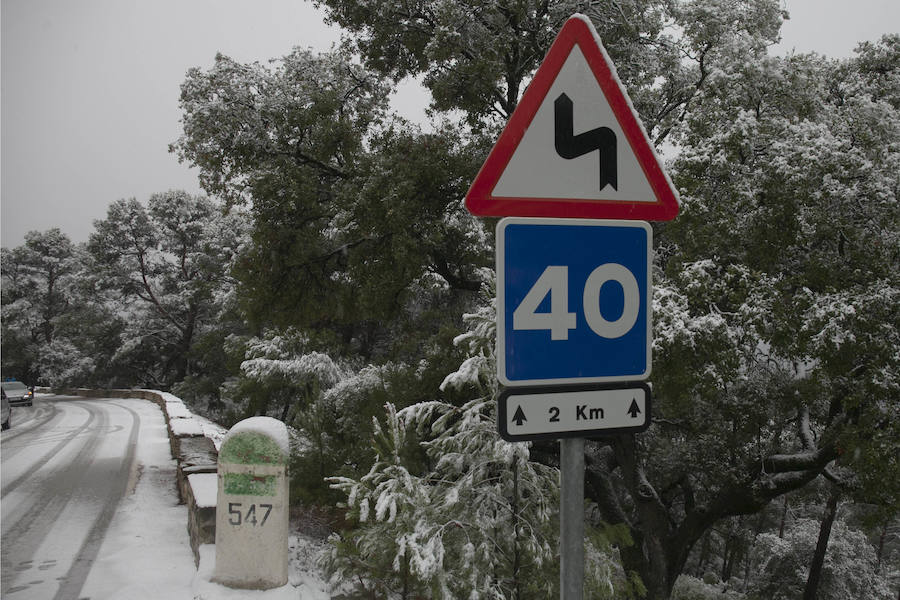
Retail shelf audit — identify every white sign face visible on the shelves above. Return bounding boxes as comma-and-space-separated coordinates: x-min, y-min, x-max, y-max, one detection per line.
492, 44, 657, 203
498, 383, 650, 441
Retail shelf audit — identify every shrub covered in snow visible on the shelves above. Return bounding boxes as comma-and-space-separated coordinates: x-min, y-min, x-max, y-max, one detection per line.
746, 518, 894, 600
322, 298, 641, 599
35, 339, 96, 389
671, 575, 745, 600
216, 329, 348, 425
324, 399, 560, 598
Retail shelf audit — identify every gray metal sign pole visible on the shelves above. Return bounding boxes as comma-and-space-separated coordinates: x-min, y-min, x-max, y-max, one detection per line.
560, 436, 585, 599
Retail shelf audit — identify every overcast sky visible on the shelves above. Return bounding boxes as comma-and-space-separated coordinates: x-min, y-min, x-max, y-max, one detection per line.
2, 0, 899, 248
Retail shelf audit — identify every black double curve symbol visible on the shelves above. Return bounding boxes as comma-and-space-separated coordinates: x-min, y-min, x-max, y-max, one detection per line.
554, 93, 617, 191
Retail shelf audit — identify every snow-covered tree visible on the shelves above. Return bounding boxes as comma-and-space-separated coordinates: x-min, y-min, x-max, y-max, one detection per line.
222, 328, 346, 422
88, 191, 248, 387
315, 0, 785, 136
671, 574, 745, 600
1, 229, 76, 344
171, 49, 387, 336
1, 229, 116, 386
301, 363, 401, 484
326, 397, 561, 599
609, 35, 900, 599
747, 517, 894, 600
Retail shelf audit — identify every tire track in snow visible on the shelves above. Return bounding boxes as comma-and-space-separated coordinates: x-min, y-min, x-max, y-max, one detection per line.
52, 401, 141, 600
0, 400, 109, 596
0, 401, 62, 445
1, 402, 96, 500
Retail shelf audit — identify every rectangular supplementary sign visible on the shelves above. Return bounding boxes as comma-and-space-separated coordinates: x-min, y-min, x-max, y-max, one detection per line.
498, 383, 651, 442
497, 217, 652, 386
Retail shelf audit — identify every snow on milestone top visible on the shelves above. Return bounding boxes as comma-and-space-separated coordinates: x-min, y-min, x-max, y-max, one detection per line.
222, 416, 290, 462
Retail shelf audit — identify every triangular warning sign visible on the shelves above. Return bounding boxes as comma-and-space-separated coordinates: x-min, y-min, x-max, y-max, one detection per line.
465, 14, 679, 221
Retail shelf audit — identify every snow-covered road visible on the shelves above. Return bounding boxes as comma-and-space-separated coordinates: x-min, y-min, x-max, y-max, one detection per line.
1, 395, 195, 599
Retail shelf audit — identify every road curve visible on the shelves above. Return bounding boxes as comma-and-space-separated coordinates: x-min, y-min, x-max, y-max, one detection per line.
1, 396, 141, 598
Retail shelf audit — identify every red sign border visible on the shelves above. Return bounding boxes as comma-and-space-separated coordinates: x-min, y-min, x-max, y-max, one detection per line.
465, 14, 679, 221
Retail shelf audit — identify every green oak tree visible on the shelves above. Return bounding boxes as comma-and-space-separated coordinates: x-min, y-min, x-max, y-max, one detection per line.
315, 0, 784, 137
171, 49, 491, 361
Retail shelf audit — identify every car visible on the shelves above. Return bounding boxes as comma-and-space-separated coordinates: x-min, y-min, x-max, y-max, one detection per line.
1, 394, 9, 430
1, 381, 34, 407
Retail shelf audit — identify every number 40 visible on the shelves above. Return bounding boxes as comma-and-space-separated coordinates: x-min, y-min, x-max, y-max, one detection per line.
512, 264, 640, 340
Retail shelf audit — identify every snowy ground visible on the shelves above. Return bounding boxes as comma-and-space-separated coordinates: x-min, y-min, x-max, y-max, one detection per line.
3, 393, 332, 599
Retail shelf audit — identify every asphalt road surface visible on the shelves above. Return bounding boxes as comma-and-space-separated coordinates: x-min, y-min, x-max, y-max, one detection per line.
1, 395, 144, 599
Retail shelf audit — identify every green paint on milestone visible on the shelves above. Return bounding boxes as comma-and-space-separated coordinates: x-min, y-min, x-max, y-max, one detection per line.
224, 472, 277, 496
220, 432, 286, 465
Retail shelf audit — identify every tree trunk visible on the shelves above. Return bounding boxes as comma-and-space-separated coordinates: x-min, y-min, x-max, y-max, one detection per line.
743, 510, 768, 591
401, 552, 409, 600
779, 494, 789, 538
612, 434, 681, 600
619, 536, 672, 600
695, 531, 711, 577
803, 488, 840, 600
875, 521, 886, 574
174, 303, 198, 382
720, 518, 747, 584
279, 397, 292, 422
721, 530, 733, 582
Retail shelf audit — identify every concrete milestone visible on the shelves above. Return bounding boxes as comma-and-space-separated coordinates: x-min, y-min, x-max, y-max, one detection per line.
213, 417, 289, 590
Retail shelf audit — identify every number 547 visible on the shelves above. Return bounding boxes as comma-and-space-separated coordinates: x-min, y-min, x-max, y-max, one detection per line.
228, 502, 273, 527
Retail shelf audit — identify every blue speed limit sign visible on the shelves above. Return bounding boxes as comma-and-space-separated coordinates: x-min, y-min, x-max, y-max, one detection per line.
496, 217, 652, 386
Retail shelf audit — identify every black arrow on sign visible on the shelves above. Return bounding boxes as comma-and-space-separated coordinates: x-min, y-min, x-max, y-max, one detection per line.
554, 93, 617, 191
512, 405, 527, 426
627, 398, 641, 418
